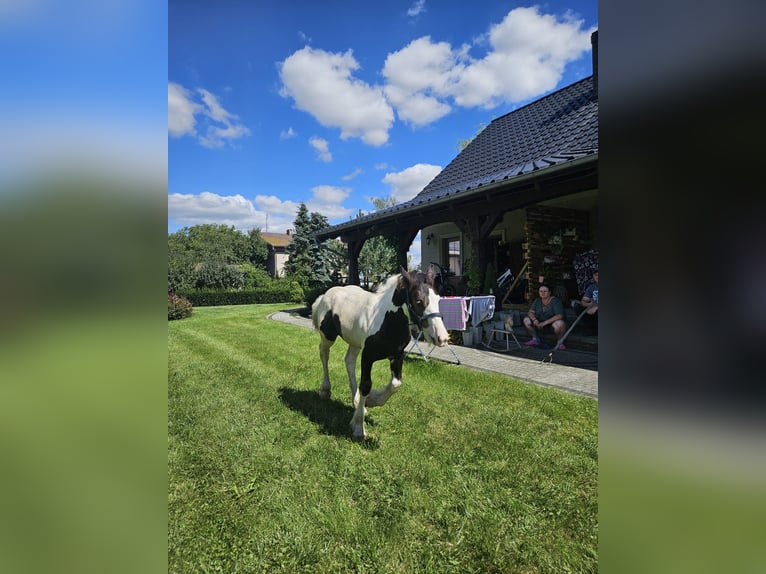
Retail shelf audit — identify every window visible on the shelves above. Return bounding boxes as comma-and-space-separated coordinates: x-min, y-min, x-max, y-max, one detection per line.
444, 238, 461, 275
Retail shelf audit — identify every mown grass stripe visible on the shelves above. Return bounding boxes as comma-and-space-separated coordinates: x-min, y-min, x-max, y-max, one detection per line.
169, 304, 597, 573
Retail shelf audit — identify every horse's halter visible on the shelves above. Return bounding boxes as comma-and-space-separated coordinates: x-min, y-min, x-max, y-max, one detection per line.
404, 286, 443, 335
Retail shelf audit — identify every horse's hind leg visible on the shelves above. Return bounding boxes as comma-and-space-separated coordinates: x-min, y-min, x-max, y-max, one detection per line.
318, 335, 334, 400
344, 346, 361, 407
350, 352, 375, 438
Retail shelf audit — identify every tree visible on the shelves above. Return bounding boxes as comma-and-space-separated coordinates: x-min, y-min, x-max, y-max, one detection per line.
247, 228, 269, 268
284, 204, 312, 288
184, 223, 250, 264
167, 223, 270, 292
168, 231, 196, 291
357, 196, 398, 287
456, 123, 487, 151
325, 238, 348, 283
284, 203, 334, 291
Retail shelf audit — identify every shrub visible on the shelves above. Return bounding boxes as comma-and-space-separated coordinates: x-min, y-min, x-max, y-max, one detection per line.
194, 261, 245, 290
239, 263, 272, 289
168, 293, 193, 320
178, 281, 304, 307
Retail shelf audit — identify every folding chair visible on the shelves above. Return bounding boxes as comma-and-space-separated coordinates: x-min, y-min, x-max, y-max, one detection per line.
482, 315, 522, 352
406, 331, 461, 364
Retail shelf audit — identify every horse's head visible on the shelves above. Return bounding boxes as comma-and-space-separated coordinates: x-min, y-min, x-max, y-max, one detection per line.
396, 267, 449, 347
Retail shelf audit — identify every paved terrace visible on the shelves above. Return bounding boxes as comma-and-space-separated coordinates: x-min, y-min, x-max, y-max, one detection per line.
269, 310, 598, 400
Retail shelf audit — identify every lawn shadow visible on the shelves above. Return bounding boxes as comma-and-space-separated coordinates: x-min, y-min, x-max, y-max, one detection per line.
277, 387, 380, 448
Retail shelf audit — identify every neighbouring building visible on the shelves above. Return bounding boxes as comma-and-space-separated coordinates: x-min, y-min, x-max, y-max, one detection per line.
261, 230, 294, 278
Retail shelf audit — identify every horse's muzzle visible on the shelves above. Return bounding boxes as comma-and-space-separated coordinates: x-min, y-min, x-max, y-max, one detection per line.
421, 313, 448, 347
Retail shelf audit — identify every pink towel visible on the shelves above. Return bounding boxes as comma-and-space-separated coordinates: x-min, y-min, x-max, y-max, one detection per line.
439, 297, 468, 330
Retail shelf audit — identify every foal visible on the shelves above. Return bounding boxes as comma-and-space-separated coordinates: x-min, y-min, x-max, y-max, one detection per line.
311, 268, 448, 438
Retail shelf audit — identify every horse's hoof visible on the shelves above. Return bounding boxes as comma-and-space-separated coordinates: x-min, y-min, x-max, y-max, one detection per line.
350, 423, 366, 439
318, 388, 331, 400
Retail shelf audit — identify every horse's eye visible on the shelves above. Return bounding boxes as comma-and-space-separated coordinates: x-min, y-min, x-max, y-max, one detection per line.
415, 300, 423, 306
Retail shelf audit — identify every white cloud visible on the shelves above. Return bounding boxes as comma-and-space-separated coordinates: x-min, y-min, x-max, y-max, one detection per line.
279, 46, 394, 146
381, 7, 593, 124
168, 191, 303, 233
407, 0, 426, 17
168, 191, 266, 230
309, 136, 332, 162
382, 35, 457, 125
280, 127, 296, 140
167, 186, 355, 235
254, 194, 300, 216
382, 163, 442, 203
167, 83, 251, 148
451, 7, 594, 107
307, 185, 354, 220
197, 88, 235, 124
168, 82, 201, 137
312, 185, 350, 204
341, 167, 363, 181
277, 8, 592, 137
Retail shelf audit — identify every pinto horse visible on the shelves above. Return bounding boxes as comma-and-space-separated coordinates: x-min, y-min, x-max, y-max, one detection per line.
311, 267, 449, 438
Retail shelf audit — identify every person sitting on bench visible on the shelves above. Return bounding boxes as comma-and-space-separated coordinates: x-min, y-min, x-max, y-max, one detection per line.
523, 284, 567, 349
573, 267, 598, 333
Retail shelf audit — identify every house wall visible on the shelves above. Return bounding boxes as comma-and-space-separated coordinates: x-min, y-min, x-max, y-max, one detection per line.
274, 251, 288, 277
525, 205, 592, 305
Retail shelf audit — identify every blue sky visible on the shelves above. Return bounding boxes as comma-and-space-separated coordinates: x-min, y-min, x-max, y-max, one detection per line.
169, 0, 597, 265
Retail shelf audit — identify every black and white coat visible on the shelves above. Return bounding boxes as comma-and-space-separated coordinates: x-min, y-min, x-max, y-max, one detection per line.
311, 268, 448, 438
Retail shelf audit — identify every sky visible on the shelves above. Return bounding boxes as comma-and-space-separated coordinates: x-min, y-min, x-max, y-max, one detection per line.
169, 0, 598, 266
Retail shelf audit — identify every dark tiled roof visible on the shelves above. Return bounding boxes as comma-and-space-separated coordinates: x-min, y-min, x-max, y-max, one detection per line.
320, 76, 597, 236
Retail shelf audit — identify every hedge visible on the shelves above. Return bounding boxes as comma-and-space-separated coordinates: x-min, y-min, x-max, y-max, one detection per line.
178, 284, 303, 307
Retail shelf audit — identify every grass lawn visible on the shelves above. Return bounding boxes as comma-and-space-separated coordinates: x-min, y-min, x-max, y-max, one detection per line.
168, 304, 598, 573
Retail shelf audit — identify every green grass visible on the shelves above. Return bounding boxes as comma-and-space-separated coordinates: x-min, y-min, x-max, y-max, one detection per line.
169, 304, 598, 573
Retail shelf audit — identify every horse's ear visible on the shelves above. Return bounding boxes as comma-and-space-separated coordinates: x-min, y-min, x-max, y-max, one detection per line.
392, 267, 411, 307
399, 266, 412, 287
425, 267, 435, 285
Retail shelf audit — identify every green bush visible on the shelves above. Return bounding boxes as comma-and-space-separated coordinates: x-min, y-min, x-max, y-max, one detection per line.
168, 293, 193, 320
194, 260, 245, 290
238, 263, 272, 289
304, 285, 327, 309
179, 281, 304, 307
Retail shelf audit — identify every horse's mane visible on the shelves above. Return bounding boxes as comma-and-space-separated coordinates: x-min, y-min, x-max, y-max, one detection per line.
374, 273, 401, 295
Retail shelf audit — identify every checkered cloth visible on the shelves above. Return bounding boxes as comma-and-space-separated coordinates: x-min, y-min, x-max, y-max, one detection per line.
438, 297, 468, 331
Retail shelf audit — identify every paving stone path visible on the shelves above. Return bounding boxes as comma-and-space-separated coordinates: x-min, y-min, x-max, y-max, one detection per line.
269, 310, 598, 399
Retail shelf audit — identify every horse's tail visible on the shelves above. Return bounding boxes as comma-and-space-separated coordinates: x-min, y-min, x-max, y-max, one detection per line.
311, 294, 324, 330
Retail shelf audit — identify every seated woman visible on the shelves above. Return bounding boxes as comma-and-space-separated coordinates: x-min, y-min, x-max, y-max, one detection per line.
523, 283, 567, 349
572, 268, 598, 333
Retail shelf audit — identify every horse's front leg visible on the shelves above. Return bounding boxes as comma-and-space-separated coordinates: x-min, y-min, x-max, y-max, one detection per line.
366, 354, 404, 407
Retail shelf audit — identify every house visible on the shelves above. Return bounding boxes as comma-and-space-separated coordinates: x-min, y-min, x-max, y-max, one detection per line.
315, 32, 598, 305
261, 230, 294, 278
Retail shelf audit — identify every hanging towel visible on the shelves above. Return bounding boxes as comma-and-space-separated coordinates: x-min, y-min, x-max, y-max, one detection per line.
468, 295, 495, 327
438, 297, 468, 331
